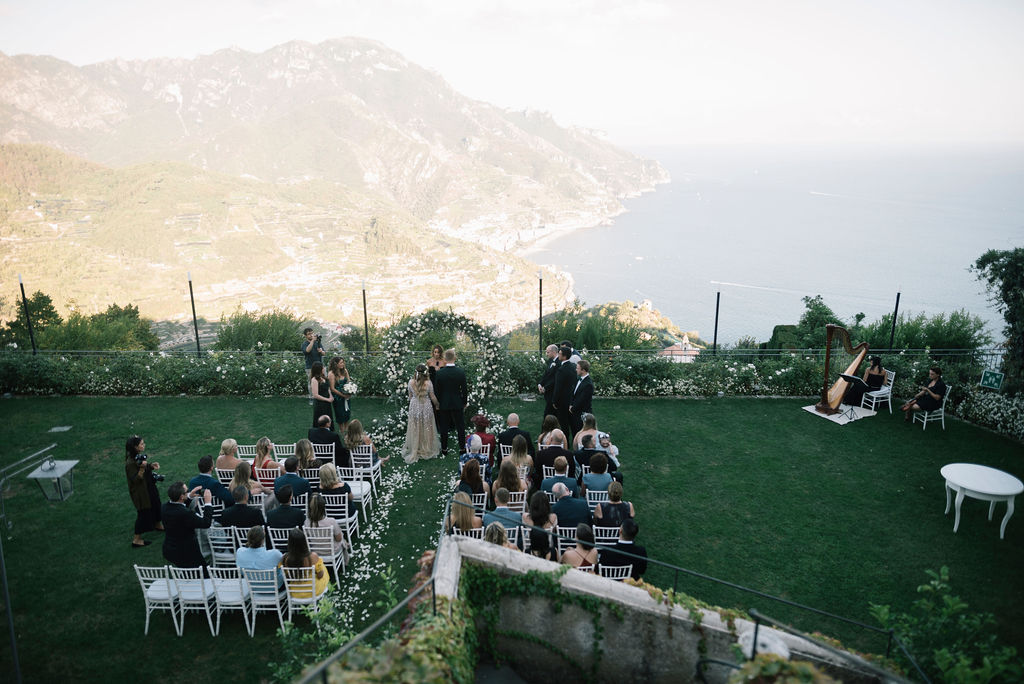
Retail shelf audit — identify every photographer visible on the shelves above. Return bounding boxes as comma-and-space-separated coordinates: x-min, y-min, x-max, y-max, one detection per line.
302, 328, 326, 402
125, 435, 164, 548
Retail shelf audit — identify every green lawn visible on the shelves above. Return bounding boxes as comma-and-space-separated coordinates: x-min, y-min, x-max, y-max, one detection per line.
0, 395, 1021, 682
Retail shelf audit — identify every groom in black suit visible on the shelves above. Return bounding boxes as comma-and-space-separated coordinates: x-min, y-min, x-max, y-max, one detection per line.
552, 345, 577, 441
537, 344, 560, 420
434, 348, 468, 456
569, 359, 594, 434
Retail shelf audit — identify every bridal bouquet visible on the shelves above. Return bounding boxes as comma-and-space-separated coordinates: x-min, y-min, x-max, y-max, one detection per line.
342, 381, 358, 396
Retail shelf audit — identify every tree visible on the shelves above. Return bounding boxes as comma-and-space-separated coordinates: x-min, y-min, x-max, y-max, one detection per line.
973, 247, 1024, 394
215, 308, 303, 351
38, 304, 159, 350
0, 290, 62, 348
794, 295, 844, 348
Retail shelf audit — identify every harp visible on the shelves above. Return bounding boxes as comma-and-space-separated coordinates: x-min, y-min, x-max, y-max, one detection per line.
814, 324, 869, 415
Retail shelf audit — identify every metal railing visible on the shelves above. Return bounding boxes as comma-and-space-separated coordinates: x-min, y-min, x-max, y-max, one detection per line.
297, 495, 924, 683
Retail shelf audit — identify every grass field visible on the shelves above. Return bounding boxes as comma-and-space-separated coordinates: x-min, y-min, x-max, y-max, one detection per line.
0, 395, 1021, 682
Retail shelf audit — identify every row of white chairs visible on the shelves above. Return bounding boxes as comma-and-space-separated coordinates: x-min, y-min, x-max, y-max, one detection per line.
208, 521, 354, 577
211, 467, 374, 524
134, 563, 330, 636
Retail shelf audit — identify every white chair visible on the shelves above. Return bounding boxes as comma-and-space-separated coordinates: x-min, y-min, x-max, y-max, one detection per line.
312, 442, 335, 463
516, 465, 529, 482
593, 525, 620, 546
291, 492, 308, 510
134, 565, 180, 636
241, 567, 287, 631
586, 490, 610, 513
168, 566, 216, 636
351, 445, 382, 496
578, 464, 591, 478
542, 465, 556, 479
505, 525, 519, 548
338, 466, 373, 522
861, 370, 896, 413
574, 564, 596, 573
236, 444, 257, 458
215, 468, 235, 486
254, 467, 280, 488
545, 491, 558, 506
452, 526, 484, 539
598, 564, 633, 581
555, 525, 577, 558
304, 525, 346, 578
470, 491, 489, 516
507, 490, 527, 513
299, 469, 321, 491
231, 525, 251, 549
321, 493, 360, 544
268, 527, 291, 551
274, 442, 297, 459
208, 525, 239, 567
520, 526, 531, 553
247, 492, 266, 510
208, 566, 252, 636
914, 384, 951, 430
480, 443, 491, 460
500, 443, 513, 459
282, 565, 329, 621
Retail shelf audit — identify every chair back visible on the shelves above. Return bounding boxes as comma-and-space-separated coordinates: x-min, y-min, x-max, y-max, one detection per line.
208, 566, 250, 605
505, 525, 519, 547
240, 567, 282, 601
586, 490, 610, 512
312, 443, 335, 463
208, 525, 238, 566
350, 444, 373, 463
268, 527, 291, 551
215, 469, 234, 486
299, 469, 321, 491
282, 565, 325, 605
499, 444, 513, 459
480, 443, 491, 458
274, 442, 297, 459
135, 564, 174, 598
291, 492, 309, 509
593, 525, 620, 545
555, 525, 578, 556
236, 444, 257, 458
515, 465, 529, 481
470, 491, 488, 515
542, 465, 556, 479
507, 490, 527, 513
545, 491, 558, 505
247, 492, 265, 510
254, 467, 280, 487
883, 370, 895, 389
303, 526, 339, 563
598, 564, 633, 581
579, 464, 591, 478
452, 526, 484, 539
320, 493, 348, 519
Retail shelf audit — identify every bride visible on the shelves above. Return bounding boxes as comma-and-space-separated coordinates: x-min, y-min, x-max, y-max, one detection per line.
401, 364, 441, 464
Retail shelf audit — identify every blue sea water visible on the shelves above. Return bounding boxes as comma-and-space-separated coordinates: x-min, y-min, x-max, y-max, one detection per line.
526, 144, 1024, 345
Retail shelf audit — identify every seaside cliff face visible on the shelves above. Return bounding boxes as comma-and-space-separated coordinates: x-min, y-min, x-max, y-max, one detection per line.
0, 39, 667, 330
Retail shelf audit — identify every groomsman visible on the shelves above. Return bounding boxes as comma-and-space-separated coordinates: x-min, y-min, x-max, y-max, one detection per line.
569, 359, 594, 435
537, 344, 559, 419
434, 349, 468, 456
552, 345, 577, 441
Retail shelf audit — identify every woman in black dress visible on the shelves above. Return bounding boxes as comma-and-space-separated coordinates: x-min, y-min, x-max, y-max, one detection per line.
309, 361, 334, 428
901, 366, 947, 421
426, 345, 445, 430
844, 355, 887, 407
125, 435, 163, 548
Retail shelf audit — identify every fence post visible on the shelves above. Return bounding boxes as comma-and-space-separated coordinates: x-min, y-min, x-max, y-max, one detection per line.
17, 274, 36, 356
362, 280, 370, 354
888, 291, 900, 351
187, 272, 201, 357
712, 291, 721, 355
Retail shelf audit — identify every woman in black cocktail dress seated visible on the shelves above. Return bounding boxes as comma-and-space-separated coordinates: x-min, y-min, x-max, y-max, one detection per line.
901, 366, 946, 421
844, 355, 887, 406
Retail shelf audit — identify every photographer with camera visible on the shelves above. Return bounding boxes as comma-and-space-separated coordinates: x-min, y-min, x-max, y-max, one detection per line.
302, 327, 325, 402
125, 435, 165, 548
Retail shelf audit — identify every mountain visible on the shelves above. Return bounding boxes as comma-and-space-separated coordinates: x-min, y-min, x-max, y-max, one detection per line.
0, 38, 668, 329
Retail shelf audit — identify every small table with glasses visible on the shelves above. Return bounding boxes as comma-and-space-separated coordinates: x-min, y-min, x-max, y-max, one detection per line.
941, 463, 1023, 540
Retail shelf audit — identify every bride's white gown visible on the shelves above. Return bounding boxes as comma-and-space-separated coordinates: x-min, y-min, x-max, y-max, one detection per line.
401, 378, 440, 463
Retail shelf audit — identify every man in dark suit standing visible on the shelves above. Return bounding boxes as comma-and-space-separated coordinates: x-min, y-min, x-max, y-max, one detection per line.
496, 412, 535, 462
434, 348, 468, 456
537, 344, 560, 420
552, 346, 577, 442
308, 415, 351, 468
162, 481, 214, 569
597, 519, 648, 580
569, 359, 594, 435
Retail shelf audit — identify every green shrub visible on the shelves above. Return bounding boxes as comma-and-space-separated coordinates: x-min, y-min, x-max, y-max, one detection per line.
214, 307, 304, 351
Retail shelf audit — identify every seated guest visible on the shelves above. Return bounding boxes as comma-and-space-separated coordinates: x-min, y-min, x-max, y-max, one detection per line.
551, 482, 591, 529
318, 463, 358, 517
541, 456, 580, 497
279, 527, 329, 598
844, 355, 887, 407
506, 435, 534, 480
534, 429, 575, 489
252, 437, 282, 486
161, 482, 214, 569
491, 459, 528, 501
497, 413, 535, 459
598, 519, 647, 580
345, 419, 386, 462
266, 484, 305, 528
294, 439, 319, 472
522, 491, 556, 560
574, 433, 604, 474
594, 432, 620, 462
483, 488, 522, 531
187, 455, 234, 508
581, 454, 613, 495
274, 457, 311, 497
305, 493, 347, 556
483, 521, 519, 551
229, 462, 267, 496
572, 413, 599, 451
901, 366, 947, 422
308, 416, 351, 469
536, 415, 560, 452
456, 458, 486, 496
460, 434, 490, 482
560, 523, 597, 570
467, 414, 498, 467
235, 525, 283, 586
446, 491, 482, 533
215, 438, 243, 471
220, 486, 266, 530
594, 482, 635, 528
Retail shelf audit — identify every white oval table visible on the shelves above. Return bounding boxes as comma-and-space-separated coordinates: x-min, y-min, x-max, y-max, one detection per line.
941, 463, 1023, 540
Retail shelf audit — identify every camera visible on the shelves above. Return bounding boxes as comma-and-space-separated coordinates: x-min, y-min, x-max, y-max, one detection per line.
315, 334, 322, 343
134, 452, 165, 481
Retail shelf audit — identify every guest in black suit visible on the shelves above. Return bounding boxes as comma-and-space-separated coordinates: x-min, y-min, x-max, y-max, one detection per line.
537, 344, 560, 419
308, 415, 351, 468
569, 360, 594, 435
161, 481, 214, 569
433, 348, 468, 456
266, 484, 305, 529
496, 412, 535, 463
187, 455, 235, 509
552, 346, 577, 442
598, 519, 648, 580
534, 429, 575, 489
220, 486, 266, 529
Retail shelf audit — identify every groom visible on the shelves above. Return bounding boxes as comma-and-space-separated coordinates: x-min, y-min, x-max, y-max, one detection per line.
434, 348, 468, 456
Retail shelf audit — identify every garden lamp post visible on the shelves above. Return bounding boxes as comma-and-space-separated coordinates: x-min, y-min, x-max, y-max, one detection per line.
17, 274, 36, 355
538, 269, 543, 354
362, 280, 370, 354
188, 271, 201, 357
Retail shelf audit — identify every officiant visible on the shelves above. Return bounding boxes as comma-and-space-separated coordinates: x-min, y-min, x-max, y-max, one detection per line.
843, 356, 886, 406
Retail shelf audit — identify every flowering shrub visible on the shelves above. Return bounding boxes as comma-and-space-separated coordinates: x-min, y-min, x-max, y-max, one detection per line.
954, 388, 1024, 442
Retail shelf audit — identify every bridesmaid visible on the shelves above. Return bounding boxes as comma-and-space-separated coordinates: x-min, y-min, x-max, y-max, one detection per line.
309, 361, 334, 428
328, 357, 353, 432
426, 344, 445, 430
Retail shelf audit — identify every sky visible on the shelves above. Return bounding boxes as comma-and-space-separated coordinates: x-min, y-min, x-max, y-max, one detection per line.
2, 0, 1023, 147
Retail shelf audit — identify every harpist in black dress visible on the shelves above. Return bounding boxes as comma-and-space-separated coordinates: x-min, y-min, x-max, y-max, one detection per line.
844, 355, 886, 406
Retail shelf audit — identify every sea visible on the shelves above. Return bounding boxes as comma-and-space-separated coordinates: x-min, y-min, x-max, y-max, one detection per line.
525, 143, 1024, 345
